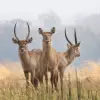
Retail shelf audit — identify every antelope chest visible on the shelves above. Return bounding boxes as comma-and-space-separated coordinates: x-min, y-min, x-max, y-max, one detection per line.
43, 56, 58, 71
22, 63, 32, 72
21, 60, 33, 72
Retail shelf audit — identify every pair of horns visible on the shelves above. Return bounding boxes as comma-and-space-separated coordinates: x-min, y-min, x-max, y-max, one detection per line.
14, 22, 30, 41
65, 28, 78, 45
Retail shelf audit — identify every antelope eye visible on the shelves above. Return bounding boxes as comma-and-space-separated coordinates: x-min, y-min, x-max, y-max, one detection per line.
75, 48, 78, 51
24, 42, 27, 45
18, 42, 21, 45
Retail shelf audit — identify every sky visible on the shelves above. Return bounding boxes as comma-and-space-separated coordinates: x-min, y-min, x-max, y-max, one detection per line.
0, 0, 99, 64
0, 0, 100, 24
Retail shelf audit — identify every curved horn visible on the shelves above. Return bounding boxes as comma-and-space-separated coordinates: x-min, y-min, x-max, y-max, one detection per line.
14, 23, 19, 41
26, 22, 30, 40
65, 28, 72, 45
74, 28, 77, 44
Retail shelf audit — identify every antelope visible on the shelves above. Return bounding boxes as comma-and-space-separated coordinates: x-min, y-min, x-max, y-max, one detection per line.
38, 27, 59, 92
35, 28, 80, 95
58, 28, 80, 97
12, 22, 42, 88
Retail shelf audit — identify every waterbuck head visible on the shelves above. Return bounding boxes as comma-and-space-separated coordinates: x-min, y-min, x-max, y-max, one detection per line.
65, 28, 80, 57
12, 22, 33, 54
38, 27, 55, 47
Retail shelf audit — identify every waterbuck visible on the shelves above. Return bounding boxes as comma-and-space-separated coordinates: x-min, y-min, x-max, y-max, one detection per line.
36, 28, 80, 94
58, 28, 80, 97
38, 27, 59, 92
12, 22, 42, 88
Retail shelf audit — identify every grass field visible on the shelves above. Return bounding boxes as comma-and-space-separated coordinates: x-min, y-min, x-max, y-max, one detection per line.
0, 61, 100, 100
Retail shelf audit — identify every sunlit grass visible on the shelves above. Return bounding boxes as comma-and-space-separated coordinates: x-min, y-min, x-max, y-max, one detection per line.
0, 61, 100, 100
0, 72, 100, 100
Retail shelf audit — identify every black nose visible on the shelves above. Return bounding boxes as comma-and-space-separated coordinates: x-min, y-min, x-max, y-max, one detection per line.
45, 40, 49, 43
78, 54, 80, 57
21, 48, 24, 52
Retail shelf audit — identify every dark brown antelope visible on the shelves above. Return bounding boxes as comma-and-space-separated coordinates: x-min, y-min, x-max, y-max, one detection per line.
58, 28, 80, 98
38, 27, 59, 92
12, 22, 42, 88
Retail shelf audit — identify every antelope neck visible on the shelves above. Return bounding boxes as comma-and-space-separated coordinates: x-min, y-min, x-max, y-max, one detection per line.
42, 42, 53, 57
65, 48, 75, 65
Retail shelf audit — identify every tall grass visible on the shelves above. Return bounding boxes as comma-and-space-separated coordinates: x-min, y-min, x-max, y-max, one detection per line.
0, 72, 100, 100
0, 61, 100, 100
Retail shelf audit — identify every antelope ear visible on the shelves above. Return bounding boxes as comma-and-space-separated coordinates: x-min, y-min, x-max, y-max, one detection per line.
12, 38, 18, 44
27, 37, 33, 43
67, 44, 71, 48
75, 42, 80, 47
38, 28, 43, 34
51, 27, 55, 34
